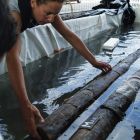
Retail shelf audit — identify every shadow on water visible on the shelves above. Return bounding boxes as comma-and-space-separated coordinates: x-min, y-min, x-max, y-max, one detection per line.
1, 23, 140, 139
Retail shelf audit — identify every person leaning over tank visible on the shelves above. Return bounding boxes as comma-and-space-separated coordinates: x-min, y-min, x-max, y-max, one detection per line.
0, 0, 45, 140
7, 0, 112, 139
0, 0, 16, 58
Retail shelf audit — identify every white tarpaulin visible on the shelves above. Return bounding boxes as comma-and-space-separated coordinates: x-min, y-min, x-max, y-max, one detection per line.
0, 13, 122, 75
131, 0, 140, 23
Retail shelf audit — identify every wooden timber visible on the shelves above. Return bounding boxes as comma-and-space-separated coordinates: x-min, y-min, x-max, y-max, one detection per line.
37, 49, 140, 140
71, 70, 140, 140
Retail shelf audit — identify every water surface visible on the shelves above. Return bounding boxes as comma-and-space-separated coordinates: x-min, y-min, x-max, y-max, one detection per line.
1, 24, 140, 139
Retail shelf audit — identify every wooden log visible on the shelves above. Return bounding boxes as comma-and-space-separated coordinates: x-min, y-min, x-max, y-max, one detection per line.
60, 10, 104, 20
71, 108, 119, 140
71, 70, 140, 140
101, 92, 130, 118
37, 49, 140, 140
85, 49, 140, 96
84, 71, 119, 97
37, 90, 94, 140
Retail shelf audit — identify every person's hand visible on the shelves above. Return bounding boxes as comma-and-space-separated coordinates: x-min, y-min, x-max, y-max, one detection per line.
93, 61, 112, 73
20, 103, 45, 140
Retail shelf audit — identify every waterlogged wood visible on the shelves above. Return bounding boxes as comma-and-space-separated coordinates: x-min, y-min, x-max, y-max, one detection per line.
71, 70, 140, 140
71, 109, 119, 140
103, 70, 140, 117
60, 10, 104, 20
37, 90, 94, 140
85, 49, 140, 97
66, 90, 95, 109
84, 71, 119, 97
113, 50, 140, 74
102, 92, 131, 119
37, 49, 140, 140
38, 104, 77, 140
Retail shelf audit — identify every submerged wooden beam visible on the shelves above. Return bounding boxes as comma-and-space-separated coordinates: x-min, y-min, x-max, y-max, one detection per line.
60, 10, 104, 20
37, 49, 140, 140
71, 70, 140, 140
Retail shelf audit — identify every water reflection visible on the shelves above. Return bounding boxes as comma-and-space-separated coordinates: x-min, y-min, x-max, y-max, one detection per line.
1, 24, 140, 139
23, 29, 115, 115
0, 119, 14, 140
0, 28, 113, 139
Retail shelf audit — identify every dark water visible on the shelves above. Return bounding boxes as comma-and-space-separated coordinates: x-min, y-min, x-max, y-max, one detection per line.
1, 24, 140, 140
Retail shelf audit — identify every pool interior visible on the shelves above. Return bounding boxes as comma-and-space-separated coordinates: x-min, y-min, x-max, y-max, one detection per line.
0, 23, 140, 139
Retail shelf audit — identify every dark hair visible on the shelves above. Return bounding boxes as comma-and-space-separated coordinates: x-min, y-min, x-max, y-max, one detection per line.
36, 0, 65, 5
121, 0, 135, 26
0, 0, 17, 56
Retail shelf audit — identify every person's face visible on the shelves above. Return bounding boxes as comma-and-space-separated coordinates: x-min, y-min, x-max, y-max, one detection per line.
31, 0, 63, 24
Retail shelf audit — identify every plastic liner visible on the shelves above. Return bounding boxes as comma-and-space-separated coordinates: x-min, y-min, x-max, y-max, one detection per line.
0, 12, 122, 75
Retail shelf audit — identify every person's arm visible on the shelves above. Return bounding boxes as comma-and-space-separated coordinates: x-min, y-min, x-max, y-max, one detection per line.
52, 15, 112, 73
6, 11, 44, 139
